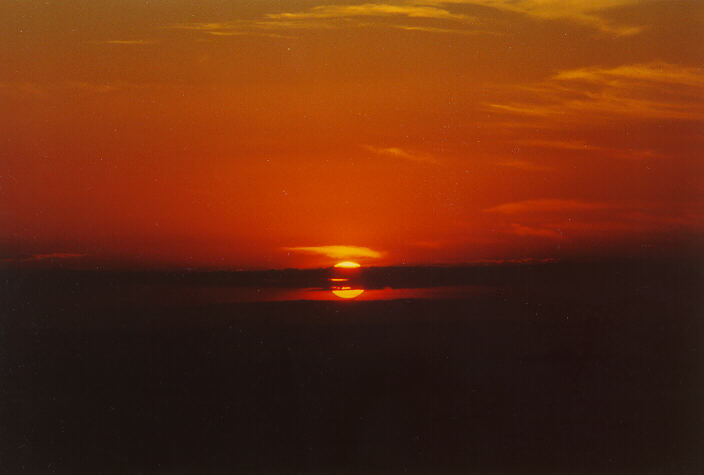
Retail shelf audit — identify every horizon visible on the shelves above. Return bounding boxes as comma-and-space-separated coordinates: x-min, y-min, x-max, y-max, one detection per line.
3, 251, 702, 273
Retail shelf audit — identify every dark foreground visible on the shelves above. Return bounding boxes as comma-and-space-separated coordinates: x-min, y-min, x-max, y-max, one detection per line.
1, 260, 703, 473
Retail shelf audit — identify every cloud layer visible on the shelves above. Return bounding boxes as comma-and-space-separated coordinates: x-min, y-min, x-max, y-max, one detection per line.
168, 0, 646, 38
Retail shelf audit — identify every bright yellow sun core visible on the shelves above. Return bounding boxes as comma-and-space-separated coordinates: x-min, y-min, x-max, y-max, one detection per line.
334, 261, 361, 268
332, 287, 365, 299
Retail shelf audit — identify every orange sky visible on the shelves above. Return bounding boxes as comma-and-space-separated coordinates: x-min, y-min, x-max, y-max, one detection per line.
1, 0, 703, 268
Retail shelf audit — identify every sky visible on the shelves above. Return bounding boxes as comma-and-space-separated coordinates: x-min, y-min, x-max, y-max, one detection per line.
1, 0, 703, 269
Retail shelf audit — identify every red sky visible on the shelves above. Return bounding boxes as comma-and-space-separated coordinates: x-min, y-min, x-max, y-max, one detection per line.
1, 1, 703, 268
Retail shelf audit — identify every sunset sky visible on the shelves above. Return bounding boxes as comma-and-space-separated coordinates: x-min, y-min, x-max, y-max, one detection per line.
1, 0, 703, 268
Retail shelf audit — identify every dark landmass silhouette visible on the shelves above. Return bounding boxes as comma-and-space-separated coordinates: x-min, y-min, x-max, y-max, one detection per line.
1, 257, 702, 473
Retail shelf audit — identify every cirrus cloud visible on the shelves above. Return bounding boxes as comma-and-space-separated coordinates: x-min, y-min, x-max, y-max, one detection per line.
489, 62, 704, 122
167, 0, 647, 38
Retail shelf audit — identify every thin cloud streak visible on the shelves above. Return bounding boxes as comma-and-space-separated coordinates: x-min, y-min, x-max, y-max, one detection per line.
489, 62, 704, 122
1, 81, 150, 96
1, 252, 87, 263
510, 223, 563, 240
102, 39, 157, 45
498, 160, 553, 172
554, 63, 704, 87
390, 24, 486, 35
363, 145, 437, 164
267, 3, 473, 22
516, 139, 660, 160
167, 19, 335, 36
485, 199, 612, 214
284, 245, 383, 259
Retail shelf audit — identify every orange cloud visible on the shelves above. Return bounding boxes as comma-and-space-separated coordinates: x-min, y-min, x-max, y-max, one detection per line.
484, 199, 610, 214
363, 145, 436, 164
510, 223, 563, 240
489, 63, 704, 122
516, 139, 660, 160
284, 245, 383, 259
268, 3, 472, 22
168, 2, 479, 37
554, 63, 704, 87
102, 39, 157, 45
425, 0, 645, 35
167, 1, 645, 38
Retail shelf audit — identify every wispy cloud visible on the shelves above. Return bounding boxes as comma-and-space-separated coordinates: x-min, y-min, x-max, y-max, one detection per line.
411, 240, 445, 249
0, 81, 46, 97
363, 145, 436, 163
389, 24, 485, 35
205, 30, 293, 39
484, 199, 611, 214
497, 160, 553, 172
1, 81, 152, 98
168, 21, 300, 38
510, 223, 563, 239
489, 62, 704, 122
268, 3, 472, 22
168, 2, 478, 37
516, 139, 660, 160
67, 81, 120, 93
167, 0, 646, 38
467, 257, 558, 264
554, 63, 704, 87
102, 39, 157, 45
284, 245, 383, 259
486, 199, 704, 243
424, 0, 645, 35
1, 80, 149, 97
1, 252, 86, 263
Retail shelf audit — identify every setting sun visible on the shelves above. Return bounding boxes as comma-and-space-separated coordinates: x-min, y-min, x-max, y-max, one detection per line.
331, 287, 365, 299
334, 261, 361, 269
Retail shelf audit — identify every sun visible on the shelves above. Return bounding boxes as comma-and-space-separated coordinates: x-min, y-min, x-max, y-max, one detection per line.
334, 261, 361, 268
332, 287, 365, 299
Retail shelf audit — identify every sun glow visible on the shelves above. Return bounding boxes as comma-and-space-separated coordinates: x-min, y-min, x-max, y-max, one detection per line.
331, 287, 365, 299
334, 261, 361, 268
